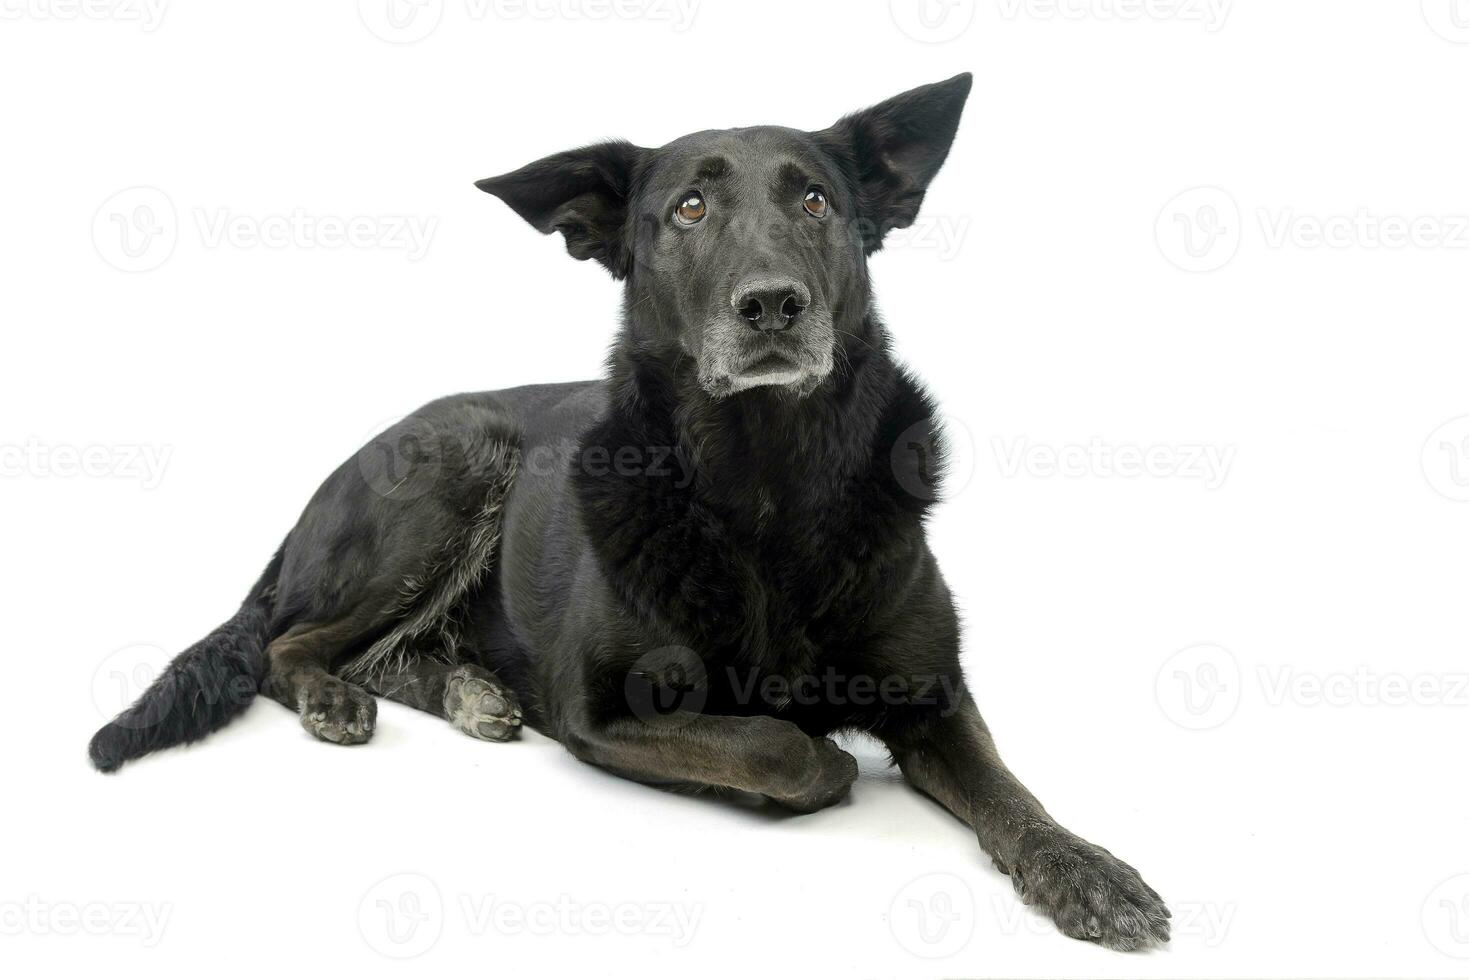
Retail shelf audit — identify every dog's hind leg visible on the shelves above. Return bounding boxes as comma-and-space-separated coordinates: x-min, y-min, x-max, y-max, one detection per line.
361, 661, 522, 741
260, 615, 378, 745
256, 396, 520, 747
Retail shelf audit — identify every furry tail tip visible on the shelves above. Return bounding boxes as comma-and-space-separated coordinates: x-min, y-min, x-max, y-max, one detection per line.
89, 580, 276, 773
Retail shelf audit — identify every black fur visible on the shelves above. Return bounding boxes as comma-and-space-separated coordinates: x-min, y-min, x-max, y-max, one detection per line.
87, 550, 281, 772
89, 74, 1171, 951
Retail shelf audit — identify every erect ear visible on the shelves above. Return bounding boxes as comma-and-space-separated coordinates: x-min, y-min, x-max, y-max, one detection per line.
817, 73, 972, 253
475, 140, 644, 278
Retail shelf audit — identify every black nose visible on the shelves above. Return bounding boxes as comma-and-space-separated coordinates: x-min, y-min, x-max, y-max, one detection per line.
731, 276, 811, 332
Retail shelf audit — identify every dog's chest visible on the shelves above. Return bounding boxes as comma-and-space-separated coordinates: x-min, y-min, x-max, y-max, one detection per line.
572, 367, 941, 686
604, 479, 918, 665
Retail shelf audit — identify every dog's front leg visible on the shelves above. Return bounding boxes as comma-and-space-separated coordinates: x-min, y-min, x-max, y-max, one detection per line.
563, 713, 858, 813
881, 697, 1171, 950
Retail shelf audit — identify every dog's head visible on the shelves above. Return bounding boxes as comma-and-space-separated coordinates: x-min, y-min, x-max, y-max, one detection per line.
477, 74, 971, 399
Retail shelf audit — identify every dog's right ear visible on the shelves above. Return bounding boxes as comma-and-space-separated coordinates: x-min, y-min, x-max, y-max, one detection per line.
476, 140, 644, 278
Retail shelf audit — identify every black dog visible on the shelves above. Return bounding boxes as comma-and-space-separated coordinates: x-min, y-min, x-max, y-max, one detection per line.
90, 74, 1169, 950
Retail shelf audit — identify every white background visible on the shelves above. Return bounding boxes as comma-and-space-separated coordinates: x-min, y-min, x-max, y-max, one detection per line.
3, 1, 1469, 977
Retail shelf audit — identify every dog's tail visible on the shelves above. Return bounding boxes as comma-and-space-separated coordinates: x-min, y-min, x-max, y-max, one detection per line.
88, 550, 284, 773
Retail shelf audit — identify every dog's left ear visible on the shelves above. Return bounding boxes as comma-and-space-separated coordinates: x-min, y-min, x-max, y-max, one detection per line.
818, 73, 972, 253
476, 140, 644, 278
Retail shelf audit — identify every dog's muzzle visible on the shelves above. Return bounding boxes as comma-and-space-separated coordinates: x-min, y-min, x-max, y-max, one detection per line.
697, 282, 835, 399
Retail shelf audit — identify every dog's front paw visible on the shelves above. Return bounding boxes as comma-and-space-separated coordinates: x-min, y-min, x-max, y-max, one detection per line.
771, 737, 858, 814
1003, 827, 1170, 951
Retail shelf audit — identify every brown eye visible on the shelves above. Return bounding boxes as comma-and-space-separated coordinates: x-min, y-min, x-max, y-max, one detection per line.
803, 188, 828, 218
675, 192, 706, 225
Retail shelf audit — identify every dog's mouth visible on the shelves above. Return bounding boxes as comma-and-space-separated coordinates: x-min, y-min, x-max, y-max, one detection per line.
732, 352, 804, 390
705, 346, 829, 399
696, 308, 837, 400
